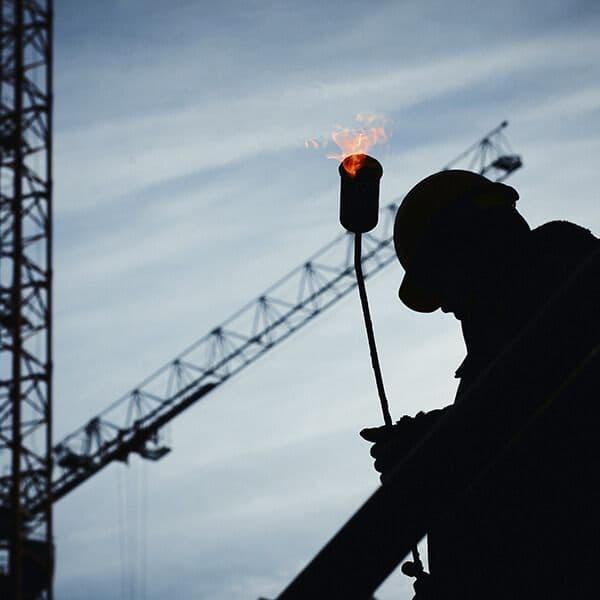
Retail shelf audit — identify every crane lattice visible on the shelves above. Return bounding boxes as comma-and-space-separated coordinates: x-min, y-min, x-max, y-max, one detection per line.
8, 123, 523, 519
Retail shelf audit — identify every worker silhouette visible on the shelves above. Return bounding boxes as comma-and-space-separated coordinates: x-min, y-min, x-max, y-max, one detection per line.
360, 170, 600, 599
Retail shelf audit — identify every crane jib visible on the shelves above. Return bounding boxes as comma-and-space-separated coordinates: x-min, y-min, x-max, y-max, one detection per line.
17, 123, 522, 515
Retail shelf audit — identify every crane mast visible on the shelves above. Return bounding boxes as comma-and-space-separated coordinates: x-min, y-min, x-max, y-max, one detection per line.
0, 1, 53, 599
44, 123, 521, 515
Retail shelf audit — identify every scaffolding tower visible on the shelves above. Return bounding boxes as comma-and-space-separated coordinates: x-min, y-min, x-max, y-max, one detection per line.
0, 1, 53, 598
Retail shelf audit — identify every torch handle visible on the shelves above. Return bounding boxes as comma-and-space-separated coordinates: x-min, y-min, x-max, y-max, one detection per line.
353, 233, 393, 427
354, 233, 424, 572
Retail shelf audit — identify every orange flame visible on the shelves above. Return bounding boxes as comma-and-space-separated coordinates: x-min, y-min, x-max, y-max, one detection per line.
305, 113, 390, 177
328, 126, 388, 176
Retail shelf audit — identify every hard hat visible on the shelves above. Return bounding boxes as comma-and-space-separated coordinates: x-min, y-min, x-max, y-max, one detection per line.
394, 170, 519, 312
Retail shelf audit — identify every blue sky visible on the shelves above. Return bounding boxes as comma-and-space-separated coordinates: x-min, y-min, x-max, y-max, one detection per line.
52, 1, 600, 598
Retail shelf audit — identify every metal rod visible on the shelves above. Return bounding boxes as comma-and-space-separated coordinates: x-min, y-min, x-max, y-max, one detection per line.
353, 233, 392, 426
354, 232, 423, 570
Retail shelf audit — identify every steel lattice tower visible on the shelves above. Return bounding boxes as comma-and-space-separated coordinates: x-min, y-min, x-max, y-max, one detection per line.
0, 1, 53, 598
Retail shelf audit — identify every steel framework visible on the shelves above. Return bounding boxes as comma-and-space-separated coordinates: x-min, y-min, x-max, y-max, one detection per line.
40, 123, 521, 517
0, 0, 53, 598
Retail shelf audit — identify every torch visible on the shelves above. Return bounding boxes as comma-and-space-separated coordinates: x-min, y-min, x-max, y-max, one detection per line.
338, 153, 424, 577
338, 153, 391, 426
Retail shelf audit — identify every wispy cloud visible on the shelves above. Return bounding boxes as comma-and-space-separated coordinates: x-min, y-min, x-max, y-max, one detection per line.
56, 19, 600, 213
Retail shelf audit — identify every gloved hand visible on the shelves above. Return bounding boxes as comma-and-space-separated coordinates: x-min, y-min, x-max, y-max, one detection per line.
360, 408, 449, 484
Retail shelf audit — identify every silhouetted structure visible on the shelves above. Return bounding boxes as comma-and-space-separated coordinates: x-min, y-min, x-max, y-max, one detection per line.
0, 1, 53, 599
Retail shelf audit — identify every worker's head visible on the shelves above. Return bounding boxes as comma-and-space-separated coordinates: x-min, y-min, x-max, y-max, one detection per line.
394, 170, 528, 317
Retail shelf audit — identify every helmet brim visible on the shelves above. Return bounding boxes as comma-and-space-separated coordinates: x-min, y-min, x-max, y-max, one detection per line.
398, 271, 441, 313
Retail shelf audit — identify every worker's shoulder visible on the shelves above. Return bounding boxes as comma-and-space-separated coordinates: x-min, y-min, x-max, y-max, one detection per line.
528, 220, 599, 273
531, 219, 598, 252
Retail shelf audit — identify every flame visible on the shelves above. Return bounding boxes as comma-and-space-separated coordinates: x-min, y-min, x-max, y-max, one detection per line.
305, 113, 390, 177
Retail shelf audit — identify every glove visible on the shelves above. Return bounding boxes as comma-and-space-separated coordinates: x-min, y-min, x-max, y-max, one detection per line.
360, 408, 449, 483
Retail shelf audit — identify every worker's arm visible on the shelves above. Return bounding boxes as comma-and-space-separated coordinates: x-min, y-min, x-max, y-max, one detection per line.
360, 407, 452, 483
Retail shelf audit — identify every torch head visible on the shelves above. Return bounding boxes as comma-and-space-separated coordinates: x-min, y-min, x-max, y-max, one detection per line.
339, 154, 383, 233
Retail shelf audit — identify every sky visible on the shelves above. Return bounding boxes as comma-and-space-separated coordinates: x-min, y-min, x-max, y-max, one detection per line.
50, 1, 600, 598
